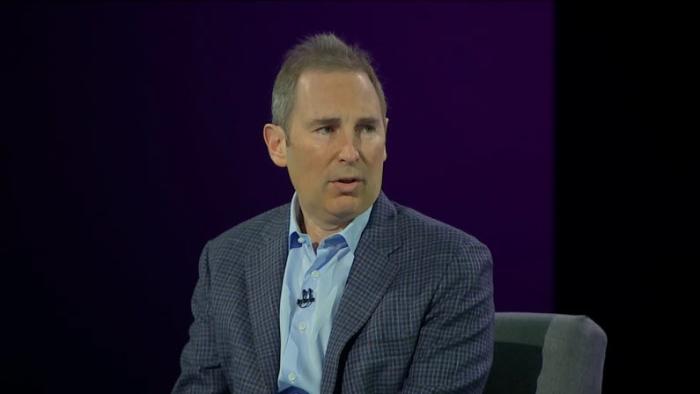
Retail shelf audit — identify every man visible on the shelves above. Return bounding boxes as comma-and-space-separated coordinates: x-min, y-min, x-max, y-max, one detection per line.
172, 33, 494, 394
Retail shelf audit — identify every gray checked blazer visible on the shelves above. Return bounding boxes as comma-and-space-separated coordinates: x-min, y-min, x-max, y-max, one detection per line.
172, 192, 494, 393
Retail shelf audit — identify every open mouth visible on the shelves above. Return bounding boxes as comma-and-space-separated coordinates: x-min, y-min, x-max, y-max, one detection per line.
331, 177, 362, 192
336, 178, 359, 184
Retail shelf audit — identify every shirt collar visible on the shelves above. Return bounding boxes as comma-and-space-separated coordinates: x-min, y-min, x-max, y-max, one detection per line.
288, 191, 373, 254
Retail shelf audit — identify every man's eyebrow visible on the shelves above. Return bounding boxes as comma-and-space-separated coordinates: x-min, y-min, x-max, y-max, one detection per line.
306, 118, 341, 128
305, 117, 381, 128
356, 117, 380, 126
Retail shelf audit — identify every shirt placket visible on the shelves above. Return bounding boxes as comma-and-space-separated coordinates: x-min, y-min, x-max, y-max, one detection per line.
284, 236, 325, 389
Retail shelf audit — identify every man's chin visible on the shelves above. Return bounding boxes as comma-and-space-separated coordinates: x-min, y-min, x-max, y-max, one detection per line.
327, 196, 365, 220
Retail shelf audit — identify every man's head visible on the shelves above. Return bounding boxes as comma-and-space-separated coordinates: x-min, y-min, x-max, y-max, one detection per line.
270, 33, 387, 133
263, 33, 388, 228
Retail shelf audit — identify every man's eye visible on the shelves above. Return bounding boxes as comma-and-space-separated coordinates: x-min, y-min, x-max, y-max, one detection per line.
359, 125, 376, 133
316, 126, 334, 134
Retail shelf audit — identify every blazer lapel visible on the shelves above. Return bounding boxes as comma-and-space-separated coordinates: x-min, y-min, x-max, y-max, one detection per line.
320, 192, 401, 393
245, 208, 289, 393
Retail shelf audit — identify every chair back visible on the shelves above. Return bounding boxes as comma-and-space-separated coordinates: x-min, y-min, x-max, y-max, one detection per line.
484, 312, 607, 394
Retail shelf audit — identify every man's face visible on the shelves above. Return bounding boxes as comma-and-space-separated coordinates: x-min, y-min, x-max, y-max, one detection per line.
267, 70, 387, 226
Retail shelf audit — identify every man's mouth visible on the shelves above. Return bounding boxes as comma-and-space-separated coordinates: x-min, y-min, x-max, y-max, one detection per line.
330, 177, 363, 192
335, 178, 360, 184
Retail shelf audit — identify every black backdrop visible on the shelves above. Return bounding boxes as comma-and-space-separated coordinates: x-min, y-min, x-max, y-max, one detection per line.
556, 1, 692, 393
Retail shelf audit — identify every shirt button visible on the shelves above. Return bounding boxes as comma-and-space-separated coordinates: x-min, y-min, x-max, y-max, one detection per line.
298, 237, 305, 244
288, 372, 297, 382
298, 322, 307, 331
311, 270, 320, 278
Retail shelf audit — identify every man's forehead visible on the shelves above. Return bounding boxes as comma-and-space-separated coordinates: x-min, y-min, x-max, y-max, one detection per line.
293, 70, 381, 117
296, 69, 371, 90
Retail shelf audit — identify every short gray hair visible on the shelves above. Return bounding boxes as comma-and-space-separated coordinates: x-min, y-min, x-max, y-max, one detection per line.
271, 33, 387, 133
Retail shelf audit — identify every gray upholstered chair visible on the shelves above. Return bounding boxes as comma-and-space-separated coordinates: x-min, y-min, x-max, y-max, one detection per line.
484, 312, 607, 394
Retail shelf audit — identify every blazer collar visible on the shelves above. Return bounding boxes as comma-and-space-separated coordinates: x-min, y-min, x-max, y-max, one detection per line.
245, 205, 288, 393
321, 191, 401, 393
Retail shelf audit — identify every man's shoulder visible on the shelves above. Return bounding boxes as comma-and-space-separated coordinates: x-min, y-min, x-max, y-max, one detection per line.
390, 199, 489, 255
392, 200, 481, 243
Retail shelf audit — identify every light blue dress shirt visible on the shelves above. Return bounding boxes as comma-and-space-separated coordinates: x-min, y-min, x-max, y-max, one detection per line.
277, 192, 373, 394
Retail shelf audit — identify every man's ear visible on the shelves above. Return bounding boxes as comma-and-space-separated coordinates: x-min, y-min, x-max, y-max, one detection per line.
383, 117, 389, 161
263, 123, 288, 167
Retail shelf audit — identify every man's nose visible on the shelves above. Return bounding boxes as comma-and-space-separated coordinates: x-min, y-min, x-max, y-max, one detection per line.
337, 129, 360, 163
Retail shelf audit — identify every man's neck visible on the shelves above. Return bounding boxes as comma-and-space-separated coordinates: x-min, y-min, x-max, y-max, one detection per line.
298, 209, 350, 248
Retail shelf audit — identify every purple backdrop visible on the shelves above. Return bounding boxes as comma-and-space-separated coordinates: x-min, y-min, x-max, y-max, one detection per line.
5, 2, 552, 392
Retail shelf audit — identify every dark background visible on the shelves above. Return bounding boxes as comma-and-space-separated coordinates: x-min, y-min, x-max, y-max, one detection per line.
1, 1, 691, 393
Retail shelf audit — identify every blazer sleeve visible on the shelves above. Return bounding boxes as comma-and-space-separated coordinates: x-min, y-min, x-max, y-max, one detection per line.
172, 241, 231, 394
400, 240, 495, 394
